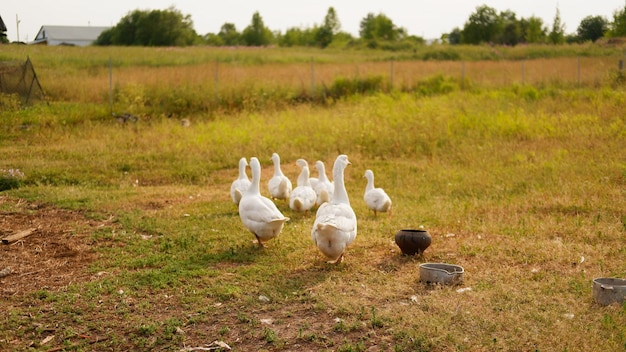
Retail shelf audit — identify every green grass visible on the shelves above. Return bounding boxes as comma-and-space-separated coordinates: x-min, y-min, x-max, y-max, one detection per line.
1, 46, 625, 351
1, 42, 622, 67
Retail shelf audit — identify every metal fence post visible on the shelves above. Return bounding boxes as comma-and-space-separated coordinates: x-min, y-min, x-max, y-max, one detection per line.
390, 58, 394, 91
109, 57, 113, 116
577, 57, 581, 87
461, 61, 465, 89
310, 57, 315, 100
214, 60, 219, 104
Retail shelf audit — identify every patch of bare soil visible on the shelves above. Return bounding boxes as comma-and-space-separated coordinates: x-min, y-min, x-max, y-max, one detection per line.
0, 195, 395, 351
0, 196, 110, 298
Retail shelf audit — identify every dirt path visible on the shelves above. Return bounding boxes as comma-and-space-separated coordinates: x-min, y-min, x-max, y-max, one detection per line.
0, 196, 110, 298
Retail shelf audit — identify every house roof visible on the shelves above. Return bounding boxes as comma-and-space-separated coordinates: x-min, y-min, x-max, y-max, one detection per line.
0, 15, 7, 32
31, 25, 110, 46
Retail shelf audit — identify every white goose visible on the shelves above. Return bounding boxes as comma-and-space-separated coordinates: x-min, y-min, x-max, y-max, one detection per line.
314, 160, 334, 206
297, 159, 319, 190
239, 157, 290, 247
289, 159, 317, 213
268, 152, 292, 201
363, 169, 392, 217
311, 155, 357, 264
230, 157, 252, 206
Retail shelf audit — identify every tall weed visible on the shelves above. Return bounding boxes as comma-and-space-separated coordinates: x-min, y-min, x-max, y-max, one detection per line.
324, 75, 385, 100
413, 74, 459, 96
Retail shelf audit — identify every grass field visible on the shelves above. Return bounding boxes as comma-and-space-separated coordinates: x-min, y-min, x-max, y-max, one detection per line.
1, 44, 625, 351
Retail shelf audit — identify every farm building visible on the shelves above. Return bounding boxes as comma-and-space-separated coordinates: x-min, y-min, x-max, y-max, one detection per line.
31, 25, 109, 46
0, 15, 7, 34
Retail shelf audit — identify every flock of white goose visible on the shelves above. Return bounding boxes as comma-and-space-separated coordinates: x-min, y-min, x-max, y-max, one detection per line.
231, 153, 392, 264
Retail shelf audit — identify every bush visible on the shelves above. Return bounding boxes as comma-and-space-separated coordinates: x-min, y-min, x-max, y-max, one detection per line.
422, 49, 462, 61
414, 74, 459, 96
325, 76, 385, 99
608, 68, 626, 87
0, 169, 24, 191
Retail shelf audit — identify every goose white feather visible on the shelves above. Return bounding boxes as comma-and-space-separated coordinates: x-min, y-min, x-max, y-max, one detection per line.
230, 157, 252, 206
311, 155, 356, 264
239, 157, 290, 247
268, 152, 292, 200
363, 169, 392, 217
313, 160, 334, 206
289, 159, 317, 213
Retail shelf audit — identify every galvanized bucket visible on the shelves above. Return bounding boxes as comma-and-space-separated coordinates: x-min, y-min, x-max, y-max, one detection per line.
419, 263, 464, 286
593, 277, 626, 306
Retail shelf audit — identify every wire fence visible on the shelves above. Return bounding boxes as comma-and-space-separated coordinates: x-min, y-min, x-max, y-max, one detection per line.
99, 55, 626, 114
207, 56, 626, 96
0, 57, 46, 105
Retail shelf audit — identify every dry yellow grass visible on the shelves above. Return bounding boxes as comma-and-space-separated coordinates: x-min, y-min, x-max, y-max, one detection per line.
39, 56, 625, 103
3, 44, 623, 105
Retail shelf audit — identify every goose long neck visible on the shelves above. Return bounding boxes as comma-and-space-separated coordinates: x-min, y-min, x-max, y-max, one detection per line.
365, 172, 375, 191
317, 163, 328, 182
249, 159, 261, 194
273, 156, 283, 176
333, 166, 349, 204
298, 166, 310, 187
238, 160, 248, 180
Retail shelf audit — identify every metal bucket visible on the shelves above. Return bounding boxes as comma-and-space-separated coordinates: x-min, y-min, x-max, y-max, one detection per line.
592, 277, 626, 306
419, 263, 464, 285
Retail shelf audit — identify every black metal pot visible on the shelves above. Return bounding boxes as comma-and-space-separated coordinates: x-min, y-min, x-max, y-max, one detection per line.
395, 229, 431, 256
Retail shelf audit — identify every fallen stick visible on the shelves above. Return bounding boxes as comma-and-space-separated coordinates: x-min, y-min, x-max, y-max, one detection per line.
2, 227, 37, 244
44, 336, 109, 352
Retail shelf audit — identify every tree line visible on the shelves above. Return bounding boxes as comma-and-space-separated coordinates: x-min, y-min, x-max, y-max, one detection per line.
444, 5, 615, 45
92, 5, 626, 48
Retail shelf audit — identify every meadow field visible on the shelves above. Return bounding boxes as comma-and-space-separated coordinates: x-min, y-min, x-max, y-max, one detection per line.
1, 44, 625, 351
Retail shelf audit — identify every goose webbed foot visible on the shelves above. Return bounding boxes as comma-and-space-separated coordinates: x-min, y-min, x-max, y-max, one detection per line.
253, 235, 265, 248
327, 253, 344, 264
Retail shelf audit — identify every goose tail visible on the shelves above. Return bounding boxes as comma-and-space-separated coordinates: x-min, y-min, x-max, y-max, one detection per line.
293, 198, 304, 212
316, 222, 337, 237
279, 179, 291, 197
234, 189, 243, 205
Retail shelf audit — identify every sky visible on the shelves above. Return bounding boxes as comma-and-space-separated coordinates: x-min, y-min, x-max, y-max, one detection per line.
3, 1, 626, 43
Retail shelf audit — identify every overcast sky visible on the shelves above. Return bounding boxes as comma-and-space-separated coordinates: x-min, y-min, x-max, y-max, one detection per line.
3, 1, 626, 43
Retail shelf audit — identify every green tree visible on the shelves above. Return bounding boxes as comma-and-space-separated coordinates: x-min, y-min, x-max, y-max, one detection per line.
278, 27, 302, 47
315, 7, 341, 48
359, 13, 376, 40
277, 27, 316, 47
218, 23, 240, 46
499, 10, 521, 45
96, 7, 199, 46
461, 5, 500, 44
203, 33, 223, 46
577, 15, 608, 42
359, 13, 405, 41
329, 31, 355, 47
443, 27, 462, 45
548, 7, 566, 44
608, 4, 626, 37
241, 12, 273, 46
520, 16, 546, 43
